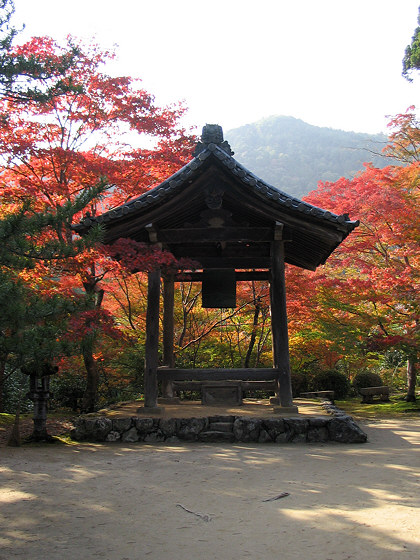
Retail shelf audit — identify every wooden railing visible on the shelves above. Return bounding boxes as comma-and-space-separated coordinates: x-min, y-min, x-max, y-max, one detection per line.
157, 367, 279, 382
171, 380, 277, 392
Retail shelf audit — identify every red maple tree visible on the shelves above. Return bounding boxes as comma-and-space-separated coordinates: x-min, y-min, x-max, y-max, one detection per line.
302, 161, 419, 398
0, 35, 196, 410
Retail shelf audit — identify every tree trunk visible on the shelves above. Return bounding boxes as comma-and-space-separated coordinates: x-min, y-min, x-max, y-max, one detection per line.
162, 275, 175, 398
0, 359, 6, 413
81, 344, 100, 412
144, 269, 161, 408
7, 404, 21, 447
405, 356, 417, 402
244, 299, 261, 368
80, 268, 104, 412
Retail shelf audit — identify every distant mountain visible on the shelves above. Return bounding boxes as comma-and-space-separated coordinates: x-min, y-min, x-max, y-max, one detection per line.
226, 116, 391, 198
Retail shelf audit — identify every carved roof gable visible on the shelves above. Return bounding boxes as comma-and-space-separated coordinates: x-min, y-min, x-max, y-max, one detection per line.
74, 124, 358, 270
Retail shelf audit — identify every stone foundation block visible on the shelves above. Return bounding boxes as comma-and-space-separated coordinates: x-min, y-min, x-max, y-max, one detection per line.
176, 417, 208, 441
70, 403, 368, 444
233, 418, 262, 442
121, 426, 140, 443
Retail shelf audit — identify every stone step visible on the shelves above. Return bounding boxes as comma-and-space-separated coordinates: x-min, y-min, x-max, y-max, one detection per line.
208, 421, 234, 433
199, 431, 236, 443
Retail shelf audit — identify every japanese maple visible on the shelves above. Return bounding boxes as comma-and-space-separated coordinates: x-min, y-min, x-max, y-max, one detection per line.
303, 162, 419, 398
0, 35, 195, 411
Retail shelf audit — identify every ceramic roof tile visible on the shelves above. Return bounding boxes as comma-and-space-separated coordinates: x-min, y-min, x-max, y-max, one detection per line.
74, 124, 358, 235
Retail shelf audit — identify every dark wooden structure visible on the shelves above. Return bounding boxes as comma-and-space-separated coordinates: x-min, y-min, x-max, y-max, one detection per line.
74, 124, 358, 411
23, 362, 57, 442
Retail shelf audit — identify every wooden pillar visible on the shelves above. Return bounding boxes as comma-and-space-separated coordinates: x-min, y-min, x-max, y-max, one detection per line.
144, 268, 161, 410
162, 274, 175, 398
270, 228, 294, 408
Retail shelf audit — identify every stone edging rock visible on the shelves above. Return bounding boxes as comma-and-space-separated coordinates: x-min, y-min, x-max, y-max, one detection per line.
70, 401, 367, 444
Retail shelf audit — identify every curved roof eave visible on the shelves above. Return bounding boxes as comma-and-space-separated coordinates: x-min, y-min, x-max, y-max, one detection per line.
74, 142, 359, 237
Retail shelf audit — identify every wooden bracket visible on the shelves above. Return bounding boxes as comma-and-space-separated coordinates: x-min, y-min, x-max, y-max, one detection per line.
274, 221, 284, 241
145, 223, 159, 244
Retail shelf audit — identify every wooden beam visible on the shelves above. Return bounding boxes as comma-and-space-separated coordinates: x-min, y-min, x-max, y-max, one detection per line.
144, 269, 161, 408
172, 381, 203, 392
162, 274, 175, 398
157, 367, 279, 382
181, 257, 272, 268
240, 381, 277, 391
171, 380, 276, 392
174, 270, 270, 282
156, 227, 274, 243
274, 221, 284, 241
222, 186, 345, 244
270, 240, 294, 407
174, 244, 270, 257
145, 223, 158, 243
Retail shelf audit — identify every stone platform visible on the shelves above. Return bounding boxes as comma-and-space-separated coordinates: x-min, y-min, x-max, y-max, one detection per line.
108, 398, 313, 419
71, 399, 367, 444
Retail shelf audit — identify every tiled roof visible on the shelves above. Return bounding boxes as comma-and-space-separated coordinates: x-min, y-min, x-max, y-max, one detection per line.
74, 124, 358, 235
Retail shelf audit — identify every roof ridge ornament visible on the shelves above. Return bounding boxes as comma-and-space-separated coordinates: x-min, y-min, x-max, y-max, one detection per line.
193, 124, 234, 157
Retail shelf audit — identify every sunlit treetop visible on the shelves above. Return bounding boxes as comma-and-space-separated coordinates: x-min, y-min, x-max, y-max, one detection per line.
403, 7, 420, 81
0, 0, 82, 102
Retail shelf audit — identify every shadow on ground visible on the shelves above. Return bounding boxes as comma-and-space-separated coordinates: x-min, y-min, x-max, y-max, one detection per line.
1, 419, 419, 559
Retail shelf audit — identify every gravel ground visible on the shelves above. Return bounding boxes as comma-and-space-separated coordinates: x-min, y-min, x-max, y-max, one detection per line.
1, 418, 420, 560
0, 417, 75, 447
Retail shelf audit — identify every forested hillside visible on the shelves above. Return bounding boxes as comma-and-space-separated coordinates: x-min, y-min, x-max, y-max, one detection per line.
227, 116, 392, 197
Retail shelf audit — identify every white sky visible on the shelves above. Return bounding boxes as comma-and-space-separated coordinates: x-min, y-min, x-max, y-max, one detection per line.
12, 0, 420, 135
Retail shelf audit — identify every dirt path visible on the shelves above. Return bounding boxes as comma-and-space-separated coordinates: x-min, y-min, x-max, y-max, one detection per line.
1, 418, 419, 560
0, 417, 75, 447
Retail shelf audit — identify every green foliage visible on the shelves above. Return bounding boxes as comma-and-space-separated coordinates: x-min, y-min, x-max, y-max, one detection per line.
0, 191, 106, 411
377, 350, 408, 390
352, 371, 383, 391
290, 371, 310, 398
0, 0, 82, 102
2, 368, 32, 413
403, 7, 420, 80
177, 388, 202, 401
0, 185, 105, 268
0, 1, 18, 57
309, 368, 351, 400
1, 274, 70, 373
227, 116, 392, 198
49, 342, 146, 412
97, 357, 143, 408
176, 338, 234, 369
336, 395, 420, 417
49, 370, 85, 412
0, 412, 17, 425
106, 344, 145, 392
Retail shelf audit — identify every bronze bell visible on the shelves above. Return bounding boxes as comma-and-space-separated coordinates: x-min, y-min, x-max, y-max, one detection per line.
202, 269, 236, 308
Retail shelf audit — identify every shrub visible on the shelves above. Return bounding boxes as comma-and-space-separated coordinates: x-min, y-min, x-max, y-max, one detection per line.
49, 370, 86, 411
2, 369, 33, 413
309, 369, 350, 400
352, 371, 383, 391
291, 371, 310, 397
